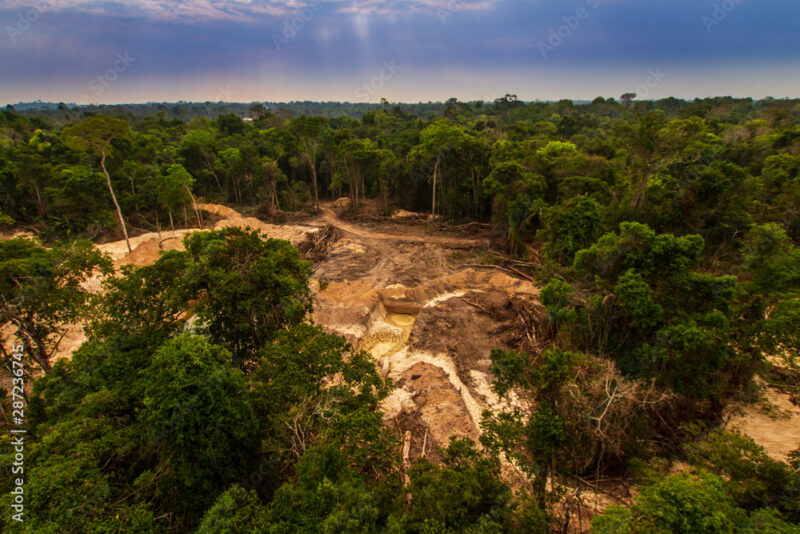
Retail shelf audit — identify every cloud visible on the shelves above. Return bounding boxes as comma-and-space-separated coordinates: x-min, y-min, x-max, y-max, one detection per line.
0, 0, 503, 21
0, 0, 294, 21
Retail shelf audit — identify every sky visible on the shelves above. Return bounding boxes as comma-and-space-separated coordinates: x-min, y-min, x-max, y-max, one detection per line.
0, 0, 798, 105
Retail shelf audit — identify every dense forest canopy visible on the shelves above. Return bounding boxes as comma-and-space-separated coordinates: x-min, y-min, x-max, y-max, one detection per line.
1, 96, 799, 532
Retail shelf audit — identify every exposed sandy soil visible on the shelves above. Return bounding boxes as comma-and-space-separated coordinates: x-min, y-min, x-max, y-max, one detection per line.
727, 386, 800, 462
309, 203, 538, 460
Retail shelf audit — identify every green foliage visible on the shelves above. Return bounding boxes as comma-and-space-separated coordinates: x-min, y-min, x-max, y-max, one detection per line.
683, 429, 800, 521
540, 195, 601, 264
543, 222, 746, 401
62, 115, 131, 157
392, 438, 527, 534
483, 348, 588, 506
540, 277, 575, 325
0, 228, 398, 533
91, 250, 189, 339
141, 335, 259, 516
573, 221, 704, 282
482, 161, 545, 254
197, 485, 269, 534
0, 237, 111, 373
614, 269, 663, 331
265, 443, 383, 534
736, 223, 800, 363
592, 471, 800, 534
181, 227, 313, 365
158, 163, 195, 220
592, 471, 743, 534
249, 323, 395, 479
4, 99, 800, 534
46, 165, 114, 235
743, 223, 800, 293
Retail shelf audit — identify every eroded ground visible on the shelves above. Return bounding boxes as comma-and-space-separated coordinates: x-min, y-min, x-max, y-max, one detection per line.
89, 201, 537, 462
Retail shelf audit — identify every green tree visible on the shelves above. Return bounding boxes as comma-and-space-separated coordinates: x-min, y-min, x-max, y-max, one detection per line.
290, 116, 327, 208
592, 471, 800, 534
197, 485, 269, 534
482, 161, 545, 256
158, 163, 198, 229
180, 228, 313, 365
141, 334, 259, 524
396, 438, 518, 534
409, 120, 468, 216
684, 429, 800, 521
539, 195, 601, 264
0, 237, 111, 373
63, 115, 133, 252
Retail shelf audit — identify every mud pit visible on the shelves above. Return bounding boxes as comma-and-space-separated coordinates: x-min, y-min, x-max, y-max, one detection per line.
310, 208, 538, 460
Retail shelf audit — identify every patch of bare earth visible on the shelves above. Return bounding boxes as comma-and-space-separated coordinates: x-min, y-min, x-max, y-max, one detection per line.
727, 386, 800, 462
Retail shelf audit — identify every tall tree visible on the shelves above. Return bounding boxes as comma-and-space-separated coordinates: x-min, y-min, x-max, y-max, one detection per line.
158, 163, 199, 230
409, 120, 465, 216
290, 116, 327, 208
63, 115, 133, 252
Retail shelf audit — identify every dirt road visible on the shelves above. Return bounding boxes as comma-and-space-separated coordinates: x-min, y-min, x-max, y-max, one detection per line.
314, 204, 490, 248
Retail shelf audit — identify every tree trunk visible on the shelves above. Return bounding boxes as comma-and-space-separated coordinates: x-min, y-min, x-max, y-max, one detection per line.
186, 186, 203, 228
402, 430, 412, 486
431, 155, 440, 216
631, 169, 649, 210
473, 169, 480, 219
100, 149, 132, 253
13, 319, 53, 375
307, 151, 319, 208
32, 182, 45, 217
203, 153, 224, 193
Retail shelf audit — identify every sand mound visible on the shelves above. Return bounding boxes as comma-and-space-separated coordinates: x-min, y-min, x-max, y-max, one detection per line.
98, 229, 193, 264
117, 235, 186, 267
104, 204, 317, 268
197, 202, 238, 218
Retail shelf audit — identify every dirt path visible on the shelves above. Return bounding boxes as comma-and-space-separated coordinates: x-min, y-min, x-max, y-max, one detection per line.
314, 204, 489, 248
